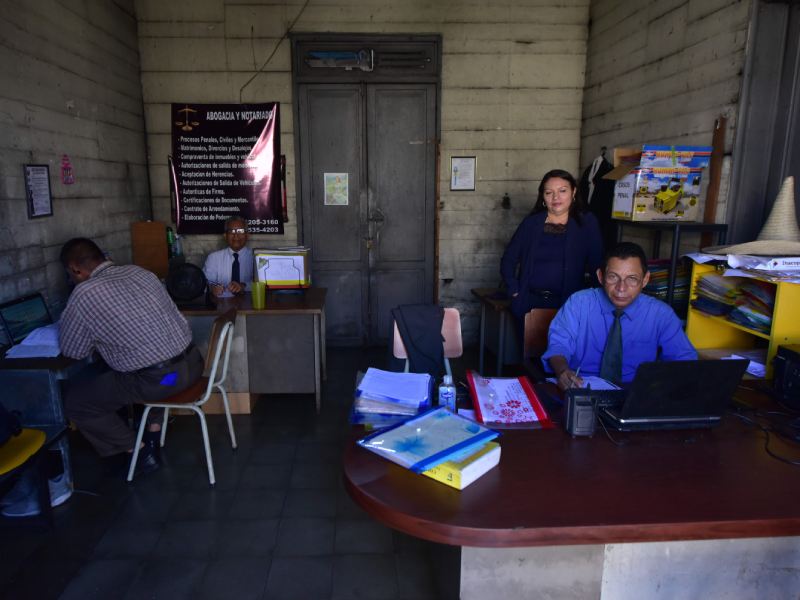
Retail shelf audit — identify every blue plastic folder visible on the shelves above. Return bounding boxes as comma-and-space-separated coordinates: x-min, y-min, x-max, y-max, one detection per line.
357, 407, 499, 473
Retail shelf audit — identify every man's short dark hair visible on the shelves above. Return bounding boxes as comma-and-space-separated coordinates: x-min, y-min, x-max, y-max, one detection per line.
602, 242, 648, 274
60, 238, 104, 268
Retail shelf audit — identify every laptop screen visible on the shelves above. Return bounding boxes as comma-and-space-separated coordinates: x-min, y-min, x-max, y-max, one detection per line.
0, 294, 53, 345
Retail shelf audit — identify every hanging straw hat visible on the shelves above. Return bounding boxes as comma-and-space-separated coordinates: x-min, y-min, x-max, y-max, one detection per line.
703, 176, 800, 256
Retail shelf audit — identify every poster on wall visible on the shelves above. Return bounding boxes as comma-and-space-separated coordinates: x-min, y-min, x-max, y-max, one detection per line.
170, 103, 283, 235
23, 164, 53, 219
324, 173, 349, 206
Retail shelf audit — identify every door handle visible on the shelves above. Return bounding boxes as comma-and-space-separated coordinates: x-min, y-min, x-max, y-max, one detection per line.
368, 207, 385, 224
364, 237, 374, 250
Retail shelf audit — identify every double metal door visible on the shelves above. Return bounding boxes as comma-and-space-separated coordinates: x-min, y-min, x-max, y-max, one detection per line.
298, 83, 437, 344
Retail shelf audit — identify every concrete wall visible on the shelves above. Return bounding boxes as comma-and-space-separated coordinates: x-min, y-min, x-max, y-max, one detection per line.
0, 0, 150, 322
580, 0, 752, 254
135, 0, 592, 341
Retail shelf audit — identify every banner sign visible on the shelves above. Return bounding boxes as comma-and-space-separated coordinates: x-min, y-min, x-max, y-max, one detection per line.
170, 103, 283, 235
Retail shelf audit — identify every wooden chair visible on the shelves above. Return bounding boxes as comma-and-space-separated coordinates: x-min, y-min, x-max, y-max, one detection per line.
127, 310, 238, 487
522, 308, 557, 381
393, 307, 463, 377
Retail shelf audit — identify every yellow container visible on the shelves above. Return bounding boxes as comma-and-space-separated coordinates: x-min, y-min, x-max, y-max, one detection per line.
251, 281, 266, 309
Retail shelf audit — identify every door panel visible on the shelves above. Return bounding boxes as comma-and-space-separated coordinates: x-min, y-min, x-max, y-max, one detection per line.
299, 85, 367, 344
367, 85, 436, 342
298, 83, 436, 345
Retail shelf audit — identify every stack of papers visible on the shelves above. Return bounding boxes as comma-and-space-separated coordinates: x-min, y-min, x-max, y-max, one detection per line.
357, 407, 499, 473
727, 279, 774, 334
351, 368, 432, 428
4, 323, 61, 358
691, 272, 739, 316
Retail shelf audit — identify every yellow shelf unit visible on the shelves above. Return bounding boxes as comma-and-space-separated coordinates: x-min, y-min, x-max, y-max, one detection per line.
686, 262, 800, 378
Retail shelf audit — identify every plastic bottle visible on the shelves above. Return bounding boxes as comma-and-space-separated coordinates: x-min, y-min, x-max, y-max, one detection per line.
438, 375, 456, 412
166, 227, 175, 259
173, 234, 183, 257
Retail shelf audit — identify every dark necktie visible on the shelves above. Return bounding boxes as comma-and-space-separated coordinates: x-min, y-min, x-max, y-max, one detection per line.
231, 252, 240, 283
599, 309, 623, 383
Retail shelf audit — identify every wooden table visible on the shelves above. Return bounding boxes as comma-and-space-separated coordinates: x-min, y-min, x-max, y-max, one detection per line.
471, 288, 519, 376
344, 386, 800, 598
182, 288, 327, 412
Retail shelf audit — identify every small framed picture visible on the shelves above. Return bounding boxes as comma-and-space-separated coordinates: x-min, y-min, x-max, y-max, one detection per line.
450, 156, 476, 191
23, 164, 53, 219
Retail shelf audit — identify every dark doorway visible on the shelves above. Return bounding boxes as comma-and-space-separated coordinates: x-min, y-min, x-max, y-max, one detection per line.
292, 35, 441, 345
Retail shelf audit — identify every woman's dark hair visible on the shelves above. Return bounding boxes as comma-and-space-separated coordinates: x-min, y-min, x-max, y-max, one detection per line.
532, 169, 585, 223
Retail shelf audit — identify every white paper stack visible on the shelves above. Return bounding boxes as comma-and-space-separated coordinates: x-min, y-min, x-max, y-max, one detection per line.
351, 368, 432, 427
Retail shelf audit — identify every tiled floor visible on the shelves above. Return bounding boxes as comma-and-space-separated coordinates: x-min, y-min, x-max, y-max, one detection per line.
0, 347, 460, 600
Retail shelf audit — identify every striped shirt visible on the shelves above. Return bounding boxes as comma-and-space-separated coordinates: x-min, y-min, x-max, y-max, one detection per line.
59, 262, 192, 372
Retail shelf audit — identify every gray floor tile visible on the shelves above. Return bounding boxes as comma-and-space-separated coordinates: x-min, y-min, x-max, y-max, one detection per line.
294, 441, 343, 464
395, 552, 440, 600
283, 488, 338, 518
332, 554, 399, 599
195, 556, 271, 600
335, 519, 394, 554
264, 556, 333, 600
248, 442, 297, 464
152, 520, 219, 559
230, 489, 286, 519
239, 463, 293, 489
275, 517, 335, 556
291, 463, 339, 489
123, 558, 207, 600
168, 489, 236, 520
216, 518, 279, 557
92, 522, 162, 559
60, 559, 143, 600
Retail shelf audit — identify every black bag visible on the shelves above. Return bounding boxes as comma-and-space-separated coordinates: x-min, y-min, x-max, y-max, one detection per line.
0, 402, 22, 446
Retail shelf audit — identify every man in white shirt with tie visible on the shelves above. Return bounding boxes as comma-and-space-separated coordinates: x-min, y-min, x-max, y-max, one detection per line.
203, 216, 254, 296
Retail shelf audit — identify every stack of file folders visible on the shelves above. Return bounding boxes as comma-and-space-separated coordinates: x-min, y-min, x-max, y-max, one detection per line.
690, 272, 739, 316
350, 368, 432, 428
645, 259, 690, 305
358, 407, 501, 490
727, 279, 774, 334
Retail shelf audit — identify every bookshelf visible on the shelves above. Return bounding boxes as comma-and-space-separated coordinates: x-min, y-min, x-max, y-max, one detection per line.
685, 262, 800, 378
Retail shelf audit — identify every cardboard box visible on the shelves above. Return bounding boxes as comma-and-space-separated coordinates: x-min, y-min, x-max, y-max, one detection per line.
604, 145, 712, 222
254, 247, 311, 288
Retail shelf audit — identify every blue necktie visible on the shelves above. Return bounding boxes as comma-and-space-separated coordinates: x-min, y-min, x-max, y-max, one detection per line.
599, 309, 623, 383
231, 252, 240, 283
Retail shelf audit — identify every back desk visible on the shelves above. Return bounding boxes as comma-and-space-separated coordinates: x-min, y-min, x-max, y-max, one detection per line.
344, 385, 800, 598
181, 287, 326, 413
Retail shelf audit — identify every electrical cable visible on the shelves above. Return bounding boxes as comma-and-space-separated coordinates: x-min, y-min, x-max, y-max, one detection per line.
730, 411, 800, 467
238, 0, 312, 102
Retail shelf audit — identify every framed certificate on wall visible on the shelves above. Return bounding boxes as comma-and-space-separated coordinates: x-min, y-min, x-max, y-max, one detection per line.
450, 156, 476, 191
23, 164, 53, 219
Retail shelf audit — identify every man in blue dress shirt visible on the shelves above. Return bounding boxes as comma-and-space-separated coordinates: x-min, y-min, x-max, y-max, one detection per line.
543, 241, 696, 389
203, 216, 254, 296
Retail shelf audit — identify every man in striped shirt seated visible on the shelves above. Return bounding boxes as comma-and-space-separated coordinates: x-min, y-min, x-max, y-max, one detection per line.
59, 238, 203, 476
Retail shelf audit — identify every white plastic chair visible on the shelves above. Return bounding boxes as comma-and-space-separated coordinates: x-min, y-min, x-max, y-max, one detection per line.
393, 307, 463, 377
127, 310, 238, 486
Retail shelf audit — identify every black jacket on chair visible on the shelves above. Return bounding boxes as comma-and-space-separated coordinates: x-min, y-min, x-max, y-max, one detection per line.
391, 305, 445, 378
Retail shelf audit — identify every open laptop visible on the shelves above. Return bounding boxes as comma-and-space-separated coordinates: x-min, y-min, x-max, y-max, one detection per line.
598, 359, 749, 431
0, 293, 53, 354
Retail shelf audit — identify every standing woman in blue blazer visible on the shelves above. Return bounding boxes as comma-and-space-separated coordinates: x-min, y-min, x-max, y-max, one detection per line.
501, 169, 604, 343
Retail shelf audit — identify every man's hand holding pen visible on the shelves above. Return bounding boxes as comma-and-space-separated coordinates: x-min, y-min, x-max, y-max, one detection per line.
557, 367, 584, 391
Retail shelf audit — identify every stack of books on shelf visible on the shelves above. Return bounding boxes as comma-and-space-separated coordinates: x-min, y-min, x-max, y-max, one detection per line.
350, 368, 432, 428
691, 272, 739, 316
644, 259, 690, 305
691, 272, 775, 334
358, 407, 501, 490
727, 279, 774, 334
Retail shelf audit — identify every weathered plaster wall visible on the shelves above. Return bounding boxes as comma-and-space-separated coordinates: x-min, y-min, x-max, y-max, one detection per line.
0, 0, 150, 324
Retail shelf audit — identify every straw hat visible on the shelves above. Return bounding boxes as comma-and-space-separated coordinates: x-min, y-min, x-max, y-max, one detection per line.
704, 176, 800, 256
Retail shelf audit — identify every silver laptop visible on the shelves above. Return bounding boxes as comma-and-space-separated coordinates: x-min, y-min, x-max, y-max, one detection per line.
599, 359, 749, 431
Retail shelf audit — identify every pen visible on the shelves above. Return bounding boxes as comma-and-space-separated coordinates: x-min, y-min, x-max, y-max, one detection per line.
571, 366, 582, 389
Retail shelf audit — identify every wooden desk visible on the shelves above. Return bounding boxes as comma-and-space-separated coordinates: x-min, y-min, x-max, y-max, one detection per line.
471, 288, 520, 376
344, 387, 800, 598
182, 288, 327, 412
